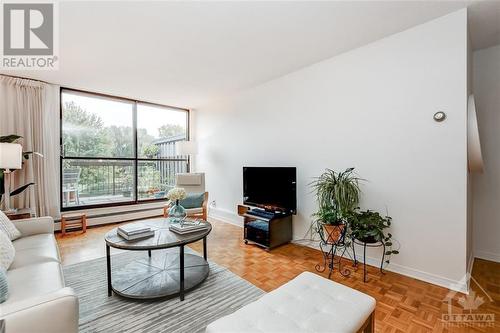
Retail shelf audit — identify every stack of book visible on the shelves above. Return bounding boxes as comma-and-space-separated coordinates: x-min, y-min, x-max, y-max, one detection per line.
117, 223, 155, 240
169, 221, 209, 235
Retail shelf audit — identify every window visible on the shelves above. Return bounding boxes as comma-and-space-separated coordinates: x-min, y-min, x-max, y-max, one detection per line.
61, 89, 189, 210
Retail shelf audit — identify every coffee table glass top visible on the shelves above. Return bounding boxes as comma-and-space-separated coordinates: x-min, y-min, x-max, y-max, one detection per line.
105, 218, 212, 250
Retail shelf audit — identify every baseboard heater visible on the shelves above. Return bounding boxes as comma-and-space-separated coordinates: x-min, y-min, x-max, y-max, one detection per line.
54, 205, 165, 231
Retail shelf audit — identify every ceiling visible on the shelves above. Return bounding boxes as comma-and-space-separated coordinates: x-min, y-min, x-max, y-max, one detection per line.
1, 1, 499, 109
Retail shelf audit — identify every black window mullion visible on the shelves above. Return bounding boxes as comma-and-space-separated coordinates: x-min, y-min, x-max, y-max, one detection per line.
133, 101, 138, 203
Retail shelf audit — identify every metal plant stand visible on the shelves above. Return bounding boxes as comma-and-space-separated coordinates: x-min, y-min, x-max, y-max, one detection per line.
352, 238, 386, 283
315, 224, 353, 278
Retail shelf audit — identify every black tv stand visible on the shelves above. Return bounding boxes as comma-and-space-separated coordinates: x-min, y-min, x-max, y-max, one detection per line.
238, 205, 293, 249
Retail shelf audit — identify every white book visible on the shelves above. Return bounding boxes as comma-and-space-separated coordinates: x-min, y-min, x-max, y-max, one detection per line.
118, 229, 154, 240
169, 223, 209, 234
118, 223, 151, 235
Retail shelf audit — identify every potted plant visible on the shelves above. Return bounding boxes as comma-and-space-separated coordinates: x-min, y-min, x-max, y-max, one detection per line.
310, 168, 362, 243
313, 206, 344, 243
348, 209, 399, 263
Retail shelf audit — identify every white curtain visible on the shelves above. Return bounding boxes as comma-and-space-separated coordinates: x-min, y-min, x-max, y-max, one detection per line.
0, 75, 60, 218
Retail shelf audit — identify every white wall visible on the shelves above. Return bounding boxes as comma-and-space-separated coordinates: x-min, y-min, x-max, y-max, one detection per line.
196, 10, 469, 290
466, 32, 474, 276
472, 44, 500, 263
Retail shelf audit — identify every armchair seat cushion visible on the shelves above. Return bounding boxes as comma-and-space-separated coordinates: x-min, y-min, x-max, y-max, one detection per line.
186, 207, 204, 215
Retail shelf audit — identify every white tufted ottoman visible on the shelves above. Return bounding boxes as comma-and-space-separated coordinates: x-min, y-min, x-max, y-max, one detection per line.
205, 272, 376, 333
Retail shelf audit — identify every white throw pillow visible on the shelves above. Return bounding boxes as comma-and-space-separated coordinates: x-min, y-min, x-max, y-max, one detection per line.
0, 231, 15, 271
0, 211, 21, 240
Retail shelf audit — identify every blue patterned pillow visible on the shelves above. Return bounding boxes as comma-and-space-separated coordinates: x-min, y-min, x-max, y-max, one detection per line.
179, 193, 205, 209
0, 268, 8, 303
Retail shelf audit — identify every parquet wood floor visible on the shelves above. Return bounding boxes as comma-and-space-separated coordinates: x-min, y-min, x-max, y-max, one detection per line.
56, 218, 500, 333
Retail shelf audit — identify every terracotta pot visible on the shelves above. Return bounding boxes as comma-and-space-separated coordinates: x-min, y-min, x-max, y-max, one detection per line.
322, 223, 345, 244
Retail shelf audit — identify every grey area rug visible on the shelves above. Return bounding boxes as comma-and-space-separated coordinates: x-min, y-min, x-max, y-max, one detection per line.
63, 248, 264, 333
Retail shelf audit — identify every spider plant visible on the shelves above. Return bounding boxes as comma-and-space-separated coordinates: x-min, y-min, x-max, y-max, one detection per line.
310, 167, 362, 220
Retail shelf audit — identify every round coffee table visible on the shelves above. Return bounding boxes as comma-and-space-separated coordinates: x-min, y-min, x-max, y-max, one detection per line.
104, 218, 212, 301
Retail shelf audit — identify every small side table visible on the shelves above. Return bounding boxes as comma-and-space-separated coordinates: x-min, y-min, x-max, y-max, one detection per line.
61, 212, 87, 236
4, 208, 34, 221
352, 238, 386, 283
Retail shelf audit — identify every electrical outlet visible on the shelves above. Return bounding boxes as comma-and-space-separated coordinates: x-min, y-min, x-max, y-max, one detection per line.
210, 200, 216, 208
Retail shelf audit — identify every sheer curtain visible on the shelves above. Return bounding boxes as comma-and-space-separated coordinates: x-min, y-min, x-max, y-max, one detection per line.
0, 75, 60, 218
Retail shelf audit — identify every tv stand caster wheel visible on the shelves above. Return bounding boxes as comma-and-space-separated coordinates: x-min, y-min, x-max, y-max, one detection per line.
244, 240, 248, 244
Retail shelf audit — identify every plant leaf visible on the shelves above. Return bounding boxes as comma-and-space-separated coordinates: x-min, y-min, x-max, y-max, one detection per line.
10, 183, 35, 196
0, 135, 22, 143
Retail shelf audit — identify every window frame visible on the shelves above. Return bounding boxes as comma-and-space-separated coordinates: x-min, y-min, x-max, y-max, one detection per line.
59, 87, 190, 212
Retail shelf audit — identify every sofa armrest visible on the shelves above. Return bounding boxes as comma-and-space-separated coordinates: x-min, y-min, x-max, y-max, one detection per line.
12, 216, 54, 236
0, 287, 79, 333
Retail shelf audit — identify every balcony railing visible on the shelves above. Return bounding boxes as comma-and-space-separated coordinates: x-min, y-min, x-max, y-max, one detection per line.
62, 135, 188, 207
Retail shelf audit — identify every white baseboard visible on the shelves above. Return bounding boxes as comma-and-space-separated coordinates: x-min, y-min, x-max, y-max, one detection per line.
294, 240, 468, 293
474, 250, 500, 263
208, 207, 243, 227
465, 253, 475, 293
209, 206, 468, 293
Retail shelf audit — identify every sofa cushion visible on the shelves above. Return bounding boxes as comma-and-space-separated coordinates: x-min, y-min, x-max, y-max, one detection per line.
10, 244, 60, 269
0, 211, 21, 240
206, 271, 376, 333
12, 233, 58, 251
0, 231, 15, 271
0, 268, 8, 303
4, 262, 65, 305
10, 234, 60, 269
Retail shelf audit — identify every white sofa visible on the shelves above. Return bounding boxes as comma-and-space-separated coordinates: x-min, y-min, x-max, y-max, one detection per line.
0, 217, 79, 333
206, 271, 376, 333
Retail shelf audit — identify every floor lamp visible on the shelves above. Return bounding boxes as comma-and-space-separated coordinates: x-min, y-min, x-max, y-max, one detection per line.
0, 143, 23, 213
176, 141, 198, 172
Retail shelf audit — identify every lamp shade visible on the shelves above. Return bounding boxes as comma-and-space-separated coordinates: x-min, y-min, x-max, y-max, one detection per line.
0, 143, 22, 169
176, 141, 198, 155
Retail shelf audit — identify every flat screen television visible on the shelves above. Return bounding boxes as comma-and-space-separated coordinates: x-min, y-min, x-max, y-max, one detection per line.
243, 167, 297, 214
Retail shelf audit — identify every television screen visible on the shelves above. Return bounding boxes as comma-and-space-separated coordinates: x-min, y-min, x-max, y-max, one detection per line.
243, 167, 296, 214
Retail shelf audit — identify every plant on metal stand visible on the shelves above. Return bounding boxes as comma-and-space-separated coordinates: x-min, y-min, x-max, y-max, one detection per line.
310, 167, 362, 243
348, 209, 399, 264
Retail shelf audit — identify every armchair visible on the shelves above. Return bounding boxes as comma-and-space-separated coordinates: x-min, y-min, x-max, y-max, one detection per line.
163, 173, 209, 221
